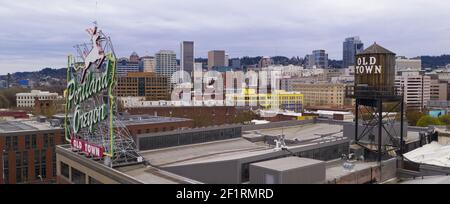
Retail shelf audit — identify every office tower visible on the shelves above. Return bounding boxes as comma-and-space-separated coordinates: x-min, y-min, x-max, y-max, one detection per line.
208, 50, 225, 70
292, 83, 350, 107
129, 52, 140, 64
116, 72, 170, 100
305, 50, 328, 69
117, 57, 140, 77
343, 37, 364, 68
430, 78, 448, 101
141, 56, 156, 73
181, 41, 194, 74
395, 71, 431, 111
155, 50, 178, 78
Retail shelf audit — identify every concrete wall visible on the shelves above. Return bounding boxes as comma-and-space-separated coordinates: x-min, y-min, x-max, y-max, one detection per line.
249, 165, 280, 184
163, 159, 241, 184
250, 162, 325, 184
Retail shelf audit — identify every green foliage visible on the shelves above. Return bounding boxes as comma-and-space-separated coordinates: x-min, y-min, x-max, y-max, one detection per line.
416, 115, 443, 127
233, 110, 257, 124
438, 114, 450, 125
406, 111, 426, 126
0, 87, 29, 108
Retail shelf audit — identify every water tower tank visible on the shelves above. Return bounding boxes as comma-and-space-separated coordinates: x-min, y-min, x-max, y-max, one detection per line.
354, 43, 396, 92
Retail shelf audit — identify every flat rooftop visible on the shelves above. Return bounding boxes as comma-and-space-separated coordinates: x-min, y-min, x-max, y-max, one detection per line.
404, 142, 450, 167
118, 115, 192, 126
400, 176, 450, 184
140, 138, 266, 166
115, 164, 200, 184
0, 120, 62, 134
251, 157, 324, 171
243, 123, 345, 144
256, 123, 342, 140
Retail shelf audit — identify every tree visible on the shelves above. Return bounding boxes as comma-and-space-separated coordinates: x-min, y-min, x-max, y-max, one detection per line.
406, 111, 425, 126
416, 115, 443, 127
0, 87, 28, 108
438, 114, 450, 125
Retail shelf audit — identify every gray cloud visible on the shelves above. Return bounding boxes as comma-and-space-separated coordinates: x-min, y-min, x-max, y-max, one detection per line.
0, 0, 450, 74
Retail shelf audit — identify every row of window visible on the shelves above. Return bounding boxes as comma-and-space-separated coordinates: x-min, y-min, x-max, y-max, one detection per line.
2, 149, 55, 184
16, 96, 57, 100
4, 134, 57, 151
60, 162, 102, 184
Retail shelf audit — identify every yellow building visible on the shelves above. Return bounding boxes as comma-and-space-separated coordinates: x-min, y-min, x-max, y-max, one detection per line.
226, 89, 304, 112
292, 83, 352, 108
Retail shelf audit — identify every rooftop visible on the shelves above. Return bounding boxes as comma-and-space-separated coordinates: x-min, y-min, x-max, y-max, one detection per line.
360, 43, 395, 55
140, 138, 265, 166
403, 142, 450, 167
0, 120, 62, 134
118, 115, 192, 126
253, 123, 343, 141
400, 176, 450, 184
251, 156, 324, 171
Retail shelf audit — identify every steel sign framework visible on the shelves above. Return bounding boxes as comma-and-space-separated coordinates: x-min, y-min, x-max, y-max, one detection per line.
65, 24, 143, 167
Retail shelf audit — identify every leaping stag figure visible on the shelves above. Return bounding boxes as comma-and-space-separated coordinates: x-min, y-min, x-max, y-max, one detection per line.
80, 26, 106, 83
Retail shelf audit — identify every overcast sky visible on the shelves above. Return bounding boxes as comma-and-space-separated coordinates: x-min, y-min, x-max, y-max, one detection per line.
1, 0, 450, 74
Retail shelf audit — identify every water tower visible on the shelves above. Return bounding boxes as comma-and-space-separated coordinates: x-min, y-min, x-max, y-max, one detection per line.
346, 43, 405, 162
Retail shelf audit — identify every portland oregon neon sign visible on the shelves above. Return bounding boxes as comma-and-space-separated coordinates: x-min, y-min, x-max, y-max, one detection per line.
65, 24, 116, 159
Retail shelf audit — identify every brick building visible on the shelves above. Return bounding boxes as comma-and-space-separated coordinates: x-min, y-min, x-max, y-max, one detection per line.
125, 106, 248, 127
118, 114, 194, 137
0, 120, 65, 184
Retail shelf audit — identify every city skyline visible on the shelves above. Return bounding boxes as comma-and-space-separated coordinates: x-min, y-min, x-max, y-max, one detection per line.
1, 0, 450, 74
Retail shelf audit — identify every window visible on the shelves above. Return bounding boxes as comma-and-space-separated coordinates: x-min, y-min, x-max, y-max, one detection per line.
40, 149, 46, 179
44, 134, 49, 148
23, 167, 28, 183
71, 167, 86, 184
2, 152, 9, 184
15, 152, 21, 167
89, 177, 102, 184
22, 151, 28, 166
12, 136, 18, 151
49, 135, 55, 146
5, 136, 11, 150
34, 150, 40, 179
25, 135, 31, 149
60, 162, 70, 179
52, 151, 56, 177
31, 135, 37, 149
16, 167, 22, 183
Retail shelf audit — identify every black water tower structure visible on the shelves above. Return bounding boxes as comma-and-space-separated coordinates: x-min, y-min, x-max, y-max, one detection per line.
346, 43, 405, 163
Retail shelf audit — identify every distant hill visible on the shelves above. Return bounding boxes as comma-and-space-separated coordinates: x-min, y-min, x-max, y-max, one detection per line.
421, 55, 450, 68
0, 67, 67, 81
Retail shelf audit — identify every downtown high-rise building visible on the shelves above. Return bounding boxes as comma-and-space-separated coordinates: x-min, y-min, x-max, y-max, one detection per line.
155, 50, 178, 78
208, 50, 226, 70
342, 36, 364, 68
180, 41, 194, 74
305, 50, 328, 69
141, 56, 156, 73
